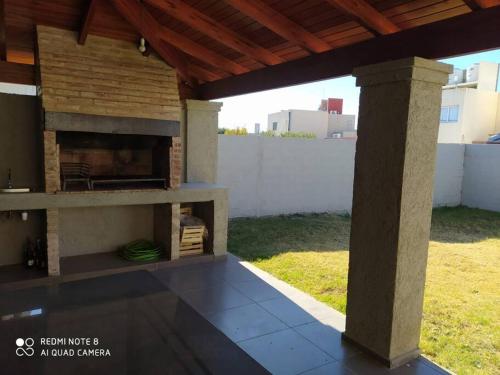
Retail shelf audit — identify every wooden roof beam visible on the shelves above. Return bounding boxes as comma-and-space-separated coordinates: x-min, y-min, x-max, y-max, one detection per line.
187, 64, 223, 82
144, 0, 283, 66
463, 0, 482, 9
224, 0, 331, 53
463, 0, 500, 10
472, 0, 500, 8
113, 0, 248, 76
144, 43, 224, 82
156, 23, 249, 75
110, 0, 227, 86
109, 0, 193, 84
476, 0, 500, 9
0, 61, 35, 85
325, 0, 400, 35
197, 6, 500, 99
78, 0, 99, 45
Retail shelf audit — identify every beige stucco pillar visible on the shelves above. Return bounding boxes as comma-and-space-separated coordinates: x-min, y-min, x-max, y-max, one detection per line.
213, 192, 229, 256
154, 203, 180, 261
183, 100, 222, 184
344, 57, 452, 367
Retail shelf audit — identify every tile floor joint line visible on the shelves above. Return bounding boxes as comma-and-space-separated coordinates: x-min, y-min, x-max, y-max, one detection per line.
292, 320, 320, 329
256, 300, 299, 328
291, 325, 348, 364
419, 357, 452, 374
244, 294, 282, 304
295, 359, 342, 375
234, 327, 291, 344
152, 255, 451, 375
238, 258, 347, 321
205, 300, 259, 315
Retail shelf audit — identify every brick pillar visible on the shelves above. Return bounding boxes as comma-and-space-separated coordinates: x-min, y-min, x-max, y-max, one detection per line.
170, 203, 180, 260
43, 130, 60, 192
344, 57, 452, 367
46, 208, 60, 276
170, 137, 182, 189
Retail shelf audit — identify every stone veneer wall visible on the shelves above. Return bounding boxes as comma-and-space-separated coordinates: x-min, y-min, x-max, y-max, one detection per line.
46, 208, 60, 276
36, 25, 181, 121
43, 130, 60, 193
170, 137, 182, 189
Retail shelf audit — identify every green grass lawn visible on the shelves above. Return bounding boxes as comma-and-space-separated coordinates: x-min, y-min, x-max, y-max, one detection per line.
228, 207, 500, 375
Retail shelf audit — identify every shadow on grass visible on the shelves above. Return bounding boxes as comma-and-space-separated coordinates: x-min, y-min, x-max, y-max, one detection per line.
429, 206, 500, 243
229, 206, 500, 262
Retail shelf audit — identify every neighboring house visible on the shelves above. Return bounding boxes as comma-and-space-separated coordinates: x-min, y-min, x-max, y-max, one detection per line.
267, 98, 356, 139
438, 62, 500, 144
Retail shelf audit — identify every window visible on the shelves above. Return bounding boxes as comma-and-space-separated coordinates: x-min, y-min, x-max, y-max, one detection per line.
272, 121, 278, 131
440, 105, 459, 123
440, 107, 449, 122
448, 105, 459, 122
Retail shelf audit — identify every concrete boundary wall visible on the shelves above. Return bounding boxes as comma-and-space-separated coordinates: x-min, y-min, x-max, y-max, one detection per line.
433, 144, 465, 207
462, 145, 500, 212
218, 136, 475, 218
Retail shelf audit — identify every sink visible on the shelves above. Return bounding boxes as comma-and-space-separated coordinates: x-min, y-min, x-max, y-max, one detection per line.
0, 188, 30, 193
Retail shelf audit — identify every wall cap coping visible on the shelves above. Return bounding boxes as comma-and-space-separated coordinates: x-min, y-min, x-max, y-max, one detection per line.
353, 57, 453, 87
184, 99, 223, 112
0, 183, 228, 211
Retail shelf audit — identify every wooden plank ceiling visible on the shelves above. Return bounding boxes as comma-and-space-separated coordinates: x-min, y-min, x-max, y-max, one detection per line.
1, 0, 500, 96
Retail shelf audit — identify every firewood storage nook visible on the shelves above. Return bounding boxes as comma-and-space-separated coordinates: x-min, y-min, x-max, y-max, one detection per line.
0, 26, 228, 290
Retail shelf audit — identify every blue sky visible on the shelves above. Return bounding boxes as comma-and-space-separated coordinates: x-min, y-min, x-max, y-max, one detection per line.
218, 49, 500, 131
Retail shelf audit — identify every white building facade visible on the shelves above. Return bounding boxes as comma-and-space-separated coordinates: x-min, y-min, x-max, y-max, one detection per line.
267, 64, 500, 144
267, 109, 356, 139
438, 62, 500, 144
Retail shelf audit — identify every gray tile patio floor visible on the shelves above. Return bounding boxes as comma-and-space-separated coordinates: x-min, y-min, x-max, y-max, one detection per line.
152, 254, 451, 375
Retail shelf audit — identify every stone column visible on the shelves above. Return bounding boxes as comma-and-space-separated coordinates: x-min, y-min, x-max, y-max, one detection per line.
46, 208, 60, 276
170, 137, 182, 189
184, 100, 223, 184
154, 203, 180, 260
182, 100, 227, 257
344, 57, 452, 367
170, 203, 180, 260
43, 130, 60, 193
213, 192, 229, 256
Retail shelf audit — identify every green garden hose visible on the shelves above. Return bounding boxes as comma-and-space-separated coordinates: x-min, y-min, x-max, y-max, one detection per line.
119, 239, 163, 262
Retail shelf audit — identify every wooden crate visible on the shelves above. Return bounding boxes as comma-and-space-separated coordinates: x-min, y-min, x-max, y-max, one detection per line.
180, 225, 204, 256
180, 204, 193, 216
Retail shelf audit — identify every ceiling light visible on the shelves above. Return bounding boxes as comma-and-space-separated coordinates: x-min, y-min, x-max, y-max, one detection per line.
138, 37, 146, 53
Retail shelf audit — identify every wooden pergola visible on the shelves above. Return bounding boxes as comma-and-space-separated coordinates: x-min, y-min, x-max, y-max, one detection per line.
0, 0, 499, 98
1, 0, 499, 370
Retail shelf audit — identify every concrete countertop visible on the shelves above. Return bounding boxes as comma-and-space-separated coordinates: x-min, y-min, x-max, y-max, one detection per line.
0, 183, 228, 211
